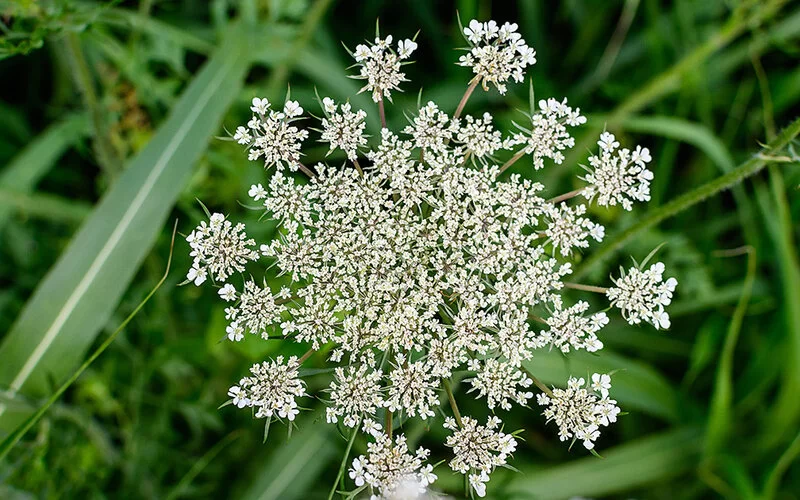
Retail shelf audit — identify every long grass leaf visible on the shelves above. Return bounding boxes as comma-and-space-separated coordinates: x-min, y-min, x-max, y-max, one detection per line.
0, 25, 252, 431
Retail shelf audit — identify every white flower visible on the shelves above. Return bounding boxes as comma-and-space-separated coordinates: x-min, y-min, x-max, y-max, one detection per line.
226, 322, 243, 341
397, 38, 418, 59
607, 262, 678, 329
348, 433, 434, 498
248, 183, 267, 201
250, 97, 270, 114
504, 97, 585, 170
538, 373, 621, 450
229, 356, 306, 420
322, 96, 336, 114
283, 100, 303, 118
233, 126, 251, 145
582, 132, 654, 211
459, 19, 536, 94
227, 386, 249, 408
403, 101, 459, 155
351, 35, 411, 102
456, 113, 503, 159
185, 213, 258, 284
385, 357, 439, 419
542, 301, 608, 353
328, 364, 385, 427
320, 99, 368, 161
468, 359, 534, 410
543, 203, 605, 256
445, 416, 517, 493
218, 283, 237, 302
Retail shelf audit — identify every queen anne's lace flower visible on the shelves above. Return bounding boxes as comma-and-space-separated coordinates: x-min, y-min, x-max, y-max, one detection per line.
459, 20, 536, 95
229, 356, 306, 421
186, 213, 258, 284
542, 301, 608, 353
468, 358, 534, 410
607, 262, 678, 329
582, 131, 654, 210
537, 373, 620, 449
187, 17, 677, 499
349, 433, 434, 499
444, 416, 517, 497
241, 97, 309, 171
320, 98, 368, 160
327, 364, 385, 427
504, 98, 586, 170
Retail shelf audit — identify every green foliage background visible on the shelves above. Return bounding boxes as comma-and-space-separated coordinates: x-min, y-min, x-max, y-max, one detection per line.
1, 0, 799, 498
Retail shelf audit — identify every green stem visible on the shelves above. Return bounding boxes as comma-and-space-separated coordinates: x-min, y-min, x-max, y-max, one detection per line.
564, 282, 609, 294
327, 422, 360, 500
762, 430, 800, 500
573, 116, 800, 280
64, 32, 123, 176
442, 378, 462, 428
522, 367, 554, 398
0, 221, 178, 461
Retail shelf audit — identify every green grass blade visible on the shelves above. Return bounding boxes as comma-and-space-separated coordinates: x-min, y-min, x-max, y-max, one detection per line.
524, 349, 682, 422
573, 116, 800, 280
0, 25, 252, 432
505, 427, 702, 499
0, 114, 89, 232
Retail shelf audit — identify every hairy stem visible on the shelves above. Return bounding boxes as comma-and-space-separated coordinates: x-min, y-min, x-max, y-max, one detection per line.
295, 161, 317, 178
378, 98, 387, 128
564, 282, 609, 294
298, 348, 315, 364
442, 378, 463, 428
522, 367, 554, 398
573, 115, 800, 280
453, 78, 479, 120
385, 410, 392, 439
549, 188, 585, 204
499, 150, 527, 174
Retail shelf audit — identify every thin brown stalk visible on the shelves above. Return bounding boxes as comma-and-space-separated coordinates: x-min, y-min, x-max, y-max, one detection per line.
453, 78, 479, 119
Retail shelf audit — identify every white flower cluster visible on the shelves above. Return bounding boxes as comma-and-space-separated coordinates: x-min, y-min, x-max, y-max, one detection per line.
186, 213, 258, 285
607, 262, 678, 329
444, 416, 517, 497
504, 98, 587, 170
320, 97, 368, 160
537, 373, 620, 450
227, 355, 306, 421
349, 433, 436, 499
582, 131, 654, 210
234, 97, 308, 171
352, 35, 417, 102
186, 18, 680, 499
459, 20, 537, 94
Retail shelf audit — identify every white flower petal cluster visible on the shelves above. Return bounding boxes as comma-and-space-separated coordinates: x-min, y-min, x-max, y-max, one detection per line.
186, 213, 258, 285
349, 433, 435, 499
444, 416, 517, 497
504, 98, 586, 170
542, 301, 608, 353
468, 358, 534, 410
457, 112, 503, 159
327, 364, 385, 427
543, 203, 605, 256
352, 35, 416, 102
238, 97, 309, 171
582, 131, 654, 210
186, 18, 678, 499
459, 20, 536, 95
320, 97, 368, 160
607, 262, 678, 329
227, 355, 306, 421
537, 373, 620, 449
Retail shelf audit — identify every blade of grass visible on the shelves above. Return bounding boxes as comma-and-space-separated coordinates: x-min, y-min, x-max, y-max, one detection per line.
0, 222, 176, 461
572, 116, 800, 280
0, 188, 92, 224
0, 23, 253, 431
505, 427, 702, 499
0, 113, 89, 233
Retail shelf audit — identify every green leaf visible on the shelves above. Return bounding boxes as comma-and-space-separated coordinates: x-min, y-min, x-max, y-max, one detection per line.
505, 427, 702, 499
524, 349, 682, 422
0, 25, 253, 432
0, 114, 89, 233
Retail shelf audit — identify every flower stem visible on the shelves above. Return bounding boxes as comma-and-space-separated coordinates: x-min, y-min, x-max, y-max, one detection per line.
522, 367, 554, 398
385, 410, 392, 439
295, 161, 317, 178
499, 150, 526, 174
378, 98, 387, 128
298, 348, 315, 364
353, 159, 364, 175
564, 282, 609, 294
549, 188, 585, 204
327, 421, 360, 500
442, 378, 463, 428
453, 78, 479, 120
572, 115, 800, 280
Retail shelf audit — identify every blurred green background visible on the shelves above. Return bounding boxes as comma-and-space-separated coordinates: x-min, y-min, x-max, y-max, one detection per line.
1, 0, 799, 498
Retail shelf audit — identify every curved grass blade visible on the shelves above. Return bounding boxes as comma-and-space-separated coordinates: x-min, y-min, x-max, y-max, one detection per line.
0, 25, 252, 431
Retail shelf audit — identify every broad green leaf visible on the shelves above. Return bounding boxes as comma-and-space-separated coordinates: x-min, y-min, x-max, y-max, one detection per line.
524, 348, 682, 422
239, 418, 336, 500
505, 427, 702, 499
0, 25, 253, 432
0, 114, 89, 233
